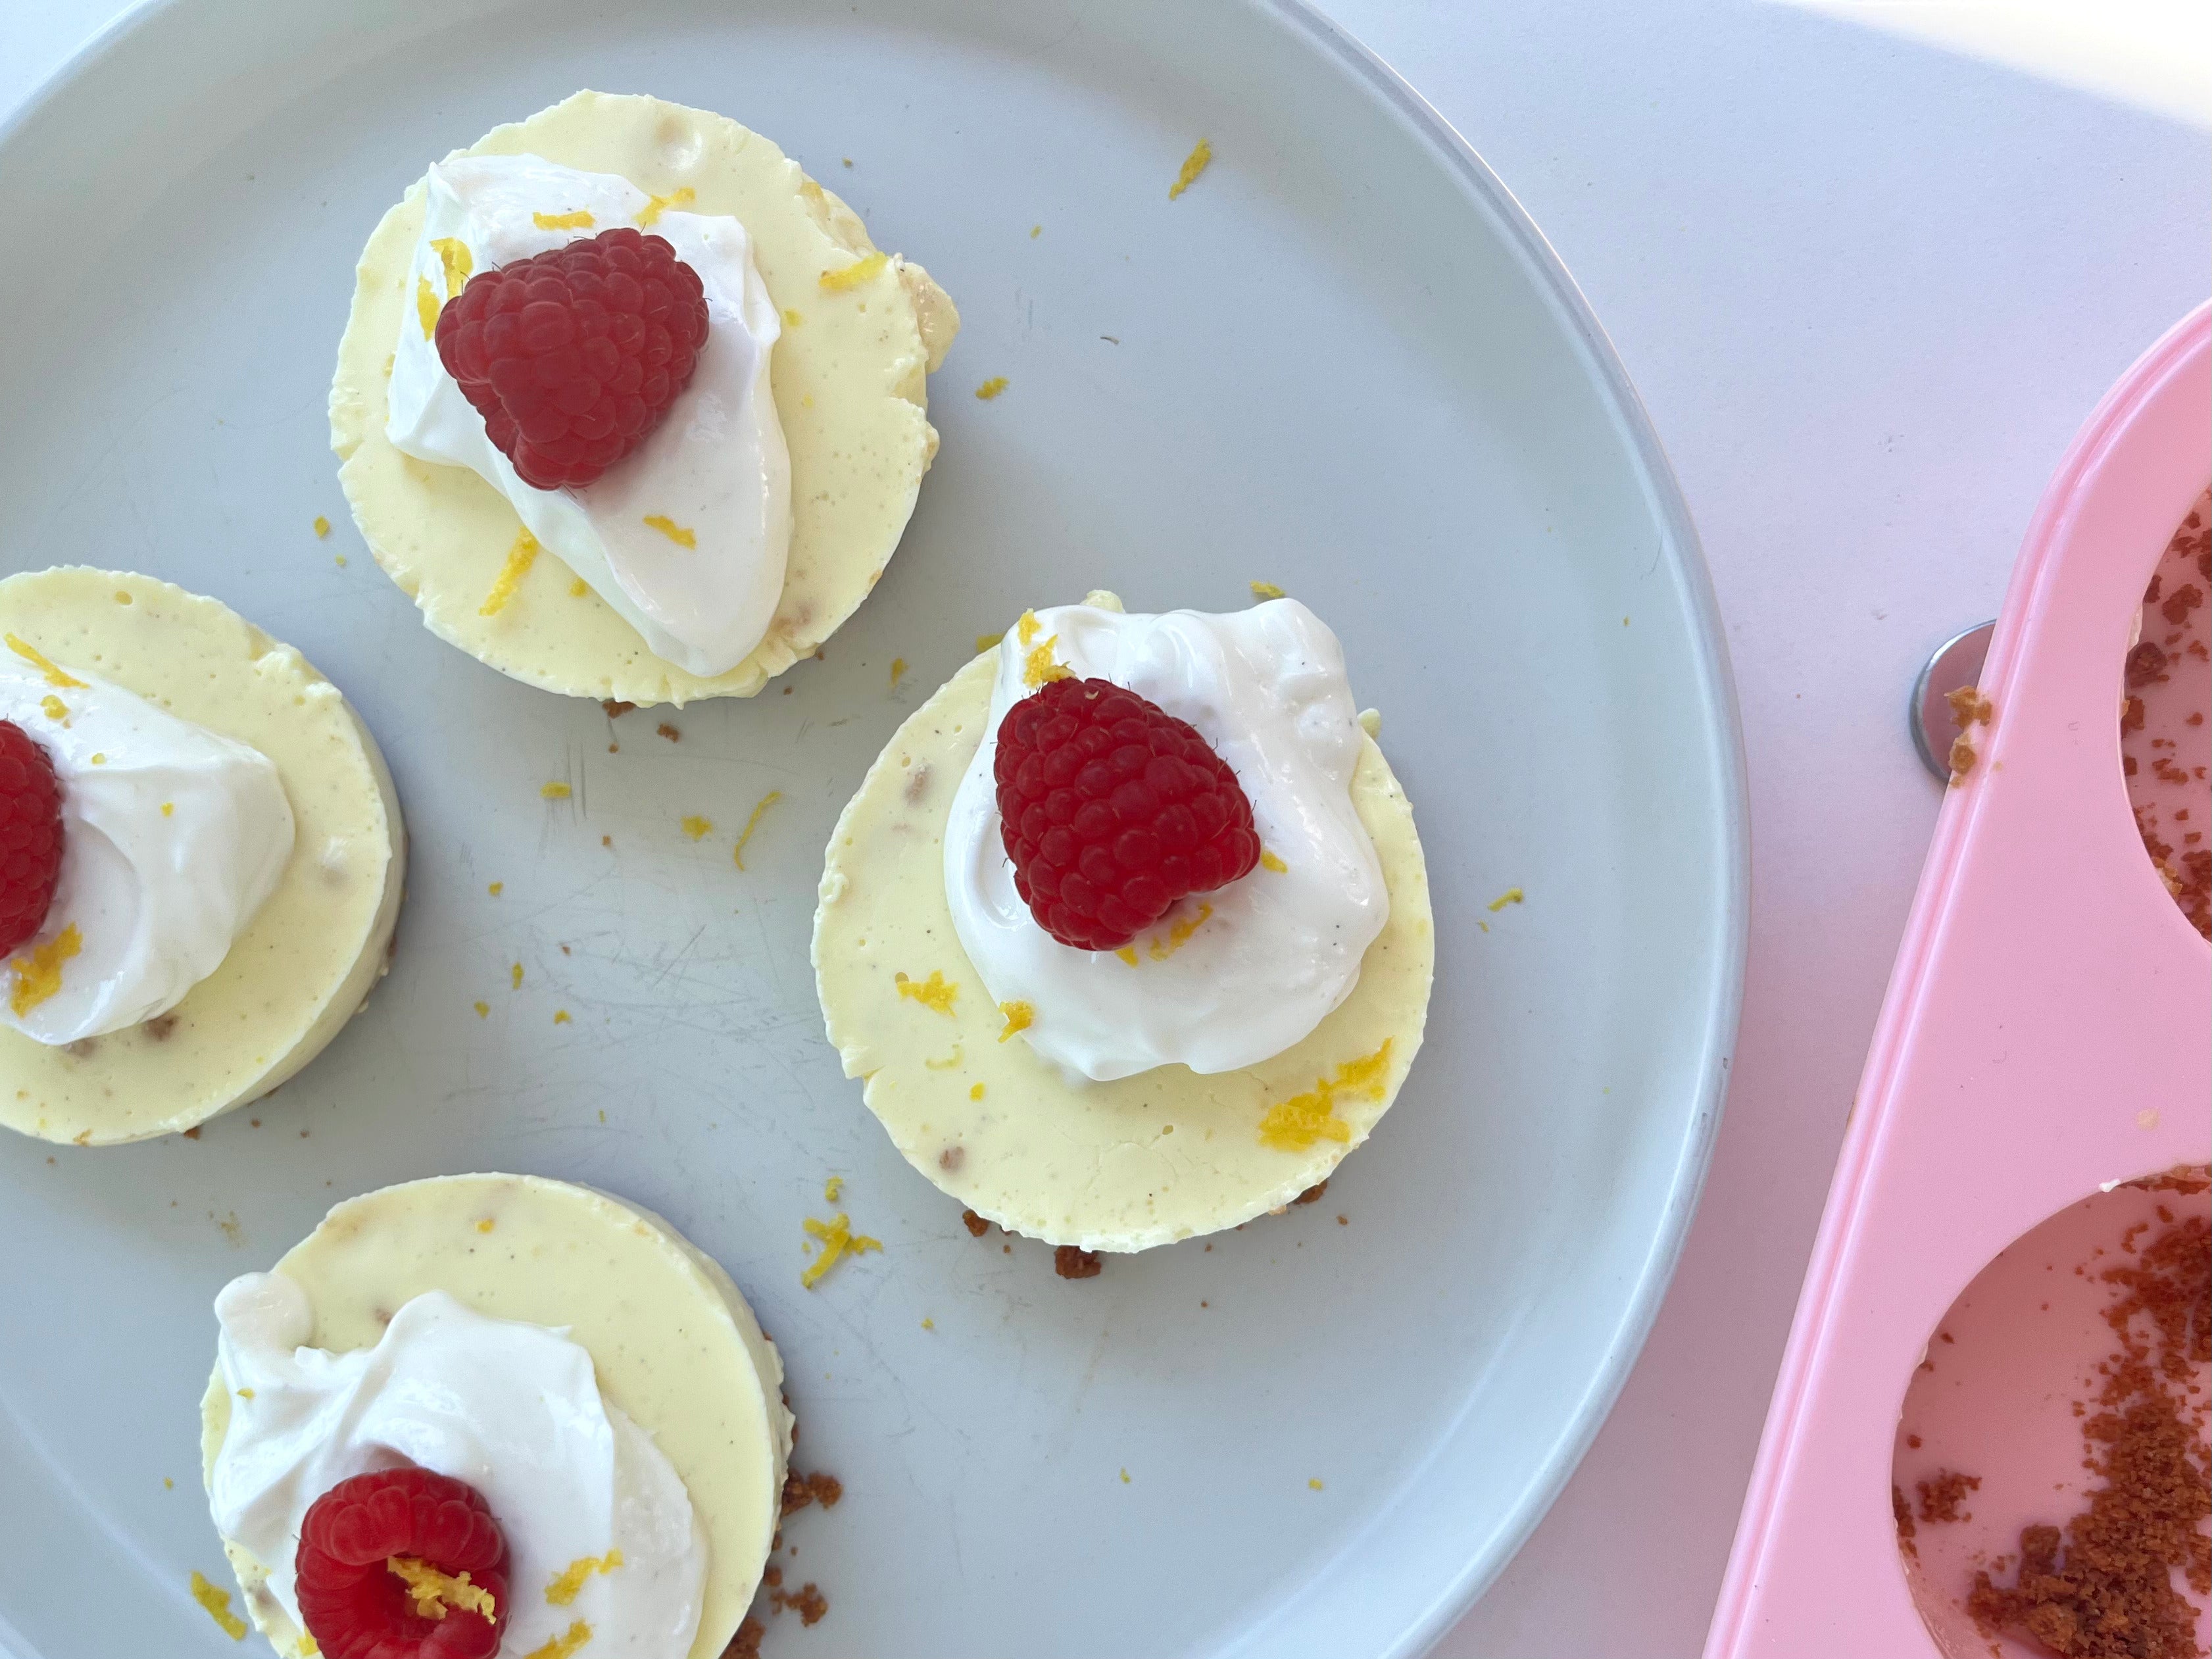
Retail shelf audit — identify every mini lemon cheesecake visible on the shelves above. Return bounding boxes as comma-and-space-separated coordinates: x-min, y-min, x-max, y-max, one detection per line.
332, 89, 960, 705
201, 1174, 791, 1659
0, 568, 403, 1146
813, 593, 1435, 1252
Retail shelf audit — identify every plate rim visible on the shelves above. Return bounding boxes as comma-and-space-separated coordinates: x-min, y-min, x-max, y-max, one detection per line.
0, 2, 1751, 1654
1254, 4, 1748, 1650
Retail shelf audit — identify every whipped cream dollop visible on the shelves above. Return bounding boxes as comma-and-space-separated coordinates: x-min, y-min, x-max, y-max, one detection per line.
945, 599, 1388, 1081
387, 153, 790, 678
211, 1274, 706, 1659
0, 660, 293, 1043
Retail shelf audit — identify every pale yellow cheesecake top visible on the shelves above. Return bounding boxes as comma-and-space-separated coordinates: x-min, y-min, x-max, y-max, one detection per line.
813, 608, 1435, 1251
0, 568, 402, 1145
201, 1174, 791, 1659
332, 89, 959, 705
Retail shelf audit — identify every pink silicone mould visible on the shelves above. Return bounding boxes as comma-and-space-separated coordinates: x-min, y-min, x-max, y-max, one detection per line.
1704, 303, 2212, 1657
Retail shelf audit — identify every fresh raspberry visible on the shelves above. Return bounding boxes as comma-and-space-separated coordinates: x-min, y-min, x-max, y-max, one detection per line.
435, 227, 709, 491
0, 721, 62, 958
993, 678, 1260, 951
294, 1467, 510, 1659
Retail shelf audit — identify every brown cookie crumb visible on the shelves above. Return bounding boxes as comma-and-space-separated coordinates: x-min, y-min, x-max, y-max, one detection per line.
768, 1582, 829, 1626
1915, 1469, 1980, 1523
1292, 1179, 1329, 1206
1945, 685, 1994, 730
656, 722, 681, 742
723, 1617, 766, 1658
1966, 1212, 2211, 1659
779, 1470, 843, 1516
1054, 1245, 1102, 1279
182, 1126, 202, 1140
960, 1208, 989, 1237
2125, 639, 2169, 689
601, 699, 636, 718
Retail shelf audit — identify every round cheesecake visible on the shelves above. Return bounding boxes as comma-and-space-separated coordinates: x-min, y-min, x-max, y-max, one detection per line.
200, 1174, 791, 1659
812, 596, 1435, 1252
331, 89, 960, 706
0, 568, 403, 1146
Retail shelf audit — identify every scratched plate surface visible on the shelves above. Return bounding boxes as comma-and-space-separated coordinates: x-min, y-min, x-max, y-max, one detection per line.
0, 2, 1744, 1655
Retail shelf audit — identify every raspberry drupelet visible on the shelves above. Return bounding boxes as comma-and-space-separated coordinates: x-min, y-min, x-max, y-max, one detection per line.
435, 226, 709, 491
0, 720, 63, 958
293, 1466, 510, 1659
994, 677, 1260, 951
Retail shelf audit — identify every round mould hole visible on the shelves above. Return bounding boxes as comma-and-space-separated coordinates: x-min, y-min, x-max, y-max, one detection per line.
1892, 1166, 2209, 1659
2121, 487, 2211, 941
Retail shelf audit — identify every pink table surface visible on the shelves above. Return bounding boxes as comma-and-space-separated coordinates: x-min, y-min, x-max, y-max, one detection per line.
3, 2, 2207, 1654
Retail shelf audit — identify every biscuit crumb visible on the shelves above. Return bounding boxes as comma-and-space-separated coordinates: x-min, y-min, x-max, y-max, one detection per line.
1055, 1245, 1103, 1279
768, 1581, 829, 1626
602, 699, 636, 718
779, 1472, 844, 1515
1945, 685, 1994, 730
724, 1620, 766, 1659
961, 1208, 989, 1235
1948, 732, 1978, 784
1915, 1470, 1980, 1524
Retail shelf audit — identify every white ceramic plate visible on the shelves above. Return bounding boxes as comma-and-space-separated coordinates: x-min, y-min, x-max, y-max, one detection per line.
0, 3, 1745, 1655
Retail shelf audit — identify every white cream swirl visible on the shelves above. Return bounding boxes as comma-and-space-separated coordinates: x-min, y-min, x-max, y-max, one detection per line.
210, 1274, 705, 1659
0, 660, 292, 1043
385, 153, 789, 678
945, 598, 1388, 1081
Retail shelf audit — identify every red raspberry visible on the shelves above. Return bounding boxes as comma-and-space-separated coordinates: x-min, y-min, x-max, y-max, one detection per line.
435, 226, 709, 491
994, 678, 1261, 951
294, 1467, 510, 1659
0, 720, 63, 958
